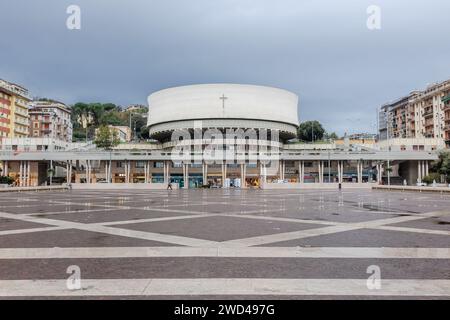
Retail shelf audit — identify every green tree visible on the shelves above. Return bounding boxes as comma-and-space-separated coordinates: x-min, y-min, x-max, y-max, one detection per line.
139, 125, 150, 140
431, 151, 450, 182
129, 113, 148, 140
100, 111, 126, 126
94, 125, 120, 149
324, 132, 339, 140
298, 121, 325, 142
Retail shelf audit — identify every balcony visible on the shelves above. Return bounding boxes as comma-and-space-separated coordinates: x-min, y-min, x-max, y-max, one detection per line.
14, 119, 29, 126
15, 99, 29, 108
14, 109, 28, 117
423, 109, 433, 118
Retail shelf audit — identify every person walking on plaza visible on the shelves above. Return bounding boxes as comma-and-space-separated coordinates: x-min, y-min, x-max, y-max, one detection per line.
167, 181, 173, 190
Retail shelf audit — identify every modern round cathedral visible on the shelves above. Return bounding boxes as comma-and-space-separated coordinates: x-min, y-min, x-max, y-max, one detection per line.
147, 84, 299, 142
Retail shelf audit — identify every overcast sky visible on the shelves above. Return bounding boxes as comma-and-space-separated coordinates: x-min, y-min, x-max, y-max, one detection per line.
1, 0, 449, 135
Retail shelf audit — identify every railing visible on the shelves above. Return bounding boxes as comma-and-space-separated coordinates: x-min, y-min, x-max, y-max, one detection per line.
423, 109, 433, 117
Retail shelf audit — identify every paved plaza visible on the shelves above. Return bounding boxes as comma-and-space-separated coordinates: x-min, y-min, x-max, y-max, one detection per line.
0, 188, 449, 299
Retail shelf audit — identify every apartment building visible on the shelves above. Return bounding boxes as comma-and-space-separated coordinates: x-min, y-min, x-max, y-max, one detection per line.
29, 100, 73, 142
443, 93, 450, 146
411, 79, 450, 140
0, 79, 31, 138
379, 95, 415, 139
95, 125, 132, 142
379, 79, 450, 146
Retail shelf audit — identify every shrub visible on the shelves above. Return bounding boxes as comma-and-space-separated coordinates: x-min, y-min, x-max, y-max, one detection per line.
422, 172, 441, 184
0, 176, 14, 185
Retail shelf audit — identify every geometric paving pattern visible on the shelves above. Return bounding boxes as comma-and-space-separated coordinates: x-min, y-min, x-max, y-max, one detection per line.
0, 188, 449, 299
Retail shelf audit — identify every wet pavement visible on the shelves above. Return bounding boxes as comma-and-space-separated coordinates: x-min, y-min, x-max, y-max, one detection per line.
0, 188, 449, 299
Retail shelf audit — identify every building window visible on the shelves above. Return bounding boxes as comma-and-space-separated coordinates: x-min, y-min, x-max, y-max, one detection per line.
153, 162, 164, 168
135, 161, 145, 168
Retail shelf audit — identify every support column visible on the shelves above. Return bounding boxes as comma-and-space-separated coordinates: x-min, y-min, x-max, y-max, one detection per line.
23, 161, 26, 186
104, 161, 108, 183
4, 160, 8, 176
164, 161, 170, 185
123, 161, 127, 183
321, 161, 325, 183
19, 161, 22, 186
67, 161, 70, 184
129, 161, 132, 183
376, 164, 380, 184
244, 163, 247, 187
202, 162, 208, 186
422, 161, 425, 179
24, 161, 28, 187
144, 161, 148, 184
418, 161, 422, 183
379, 163, 384, 184
221, 162, 227, 187
68, 160, 72, 184
108, 161, 111, 183
27, 161, 31, 187
337, 161, 341, 183
318, 161, 321, 183
167, 161, 171, 185
240, 163, 246, 188
89, 160, 92, 184
18, 161, 22, 186
425, 161, 429, 177
298, 161, 302, 183
129, 161, 133, 183
260, 161, 267, 185
357, 161, 362, 183
302, 161, 305, 183
86, 160, 91, 184
147, 160, 152, 183
358, 161, 362, 183
183, 163, 189, 189
279, 160, 284, 181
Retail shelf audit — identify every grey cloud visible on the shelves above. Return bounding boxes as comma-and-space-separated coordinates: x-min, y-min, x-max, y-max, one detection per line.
0, 0, 449, 135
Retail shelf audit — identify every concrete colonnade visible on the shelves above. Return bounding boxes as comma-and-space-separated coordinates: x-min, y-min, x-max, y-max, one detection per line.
18, 161, 31, 187
417, 160, 430, 183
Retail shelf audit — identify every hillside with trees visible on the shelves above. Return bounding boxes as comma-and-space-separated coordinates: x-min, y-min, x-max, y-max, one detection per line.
71, 103, 149, 142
